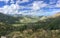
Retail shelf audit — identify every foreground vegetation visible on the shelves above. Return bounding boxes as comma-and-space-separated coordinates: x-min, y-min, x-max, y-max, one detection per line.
0, 13, 60, 38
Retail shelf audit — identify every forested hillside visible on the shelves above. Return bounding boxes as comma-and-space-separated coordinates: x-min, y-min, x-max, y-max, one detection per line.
0, 12, 60, 38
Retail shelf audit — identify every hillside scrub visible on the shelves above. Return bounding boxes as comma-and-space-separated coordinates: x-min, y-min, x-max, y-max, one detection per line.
0, 13, 60, 38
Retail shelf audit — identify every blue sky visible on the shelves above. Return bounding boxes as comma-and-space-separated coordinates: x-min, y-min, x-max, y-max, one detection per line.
0, 0, 60, 16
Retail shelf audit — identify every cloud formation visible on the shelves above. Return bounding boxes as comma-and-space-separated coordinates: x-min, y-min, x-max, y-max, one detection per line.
32, 1, 47, 10
0, 0, 9, 3
0, 0, 60, 16
0, 3, 20, 14
55, 0, 60, 7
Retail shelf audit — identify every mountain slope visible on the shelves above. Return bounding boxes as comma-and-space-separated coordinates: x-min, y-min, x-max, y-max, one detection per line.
0, 12, 60, 38
0, 13, 20, 24
49, 12, 60, 18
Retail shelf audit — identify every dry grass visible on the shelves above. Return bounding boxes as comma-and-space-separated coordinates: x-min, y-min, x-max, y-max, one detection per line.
6, 29, 60, 38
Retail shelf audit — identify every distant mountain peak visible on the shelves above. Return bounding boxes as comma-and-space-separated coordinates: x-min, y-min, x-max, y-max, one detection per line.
50, 12, 60, 18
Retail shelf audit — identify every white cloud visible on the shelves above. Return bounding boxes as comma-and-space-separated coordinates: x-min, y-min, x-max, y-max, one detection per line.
20, 0, 29, 2
0, 3, 21, 14
55, 4, 60, 7
32, 1, 47, 10
0, 0, 9, 4
0, 0, 48, 15
0, 8, 3, 13
0, 0, 5, 1
16, 0, 20, 4
5, 0, 9, 3
0, 0, 9, 2
55, 0, 60, 7
49, 0, 56, 4
1, 0, 58, 16
0, 0, 29, 4
10, 0, 14, 4
15, 0, 29, 4
57, 0, 60, 3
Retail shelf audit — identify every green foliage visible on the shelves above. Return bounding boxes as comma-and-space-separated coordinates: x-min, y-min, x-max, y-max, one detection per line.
0, 13, 60, 38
